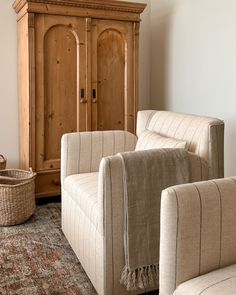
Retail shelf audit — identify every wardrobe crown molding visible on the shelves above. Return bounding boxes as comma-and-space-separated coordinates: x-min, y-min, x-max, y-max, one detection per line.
13, 0, 146, 15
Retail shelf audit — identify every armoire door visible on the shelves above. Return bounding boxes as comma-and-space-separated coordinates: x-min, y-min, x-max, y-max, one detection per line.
34, 14, 87, 174
91, 19, 135, 133
13, 0, 145, 198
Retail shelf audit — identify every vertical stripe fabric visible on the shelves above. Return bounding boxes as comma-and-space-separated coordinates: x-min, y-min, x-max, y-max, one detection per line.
137, 110, 224, 179
61, 111, 224, 295
61, 130, 137, 185
160, 177, 236, 295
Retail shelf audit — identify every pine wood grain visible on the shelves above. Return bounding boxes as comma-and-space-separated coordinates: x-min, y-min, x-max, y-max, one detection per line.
14, 0, 145, 197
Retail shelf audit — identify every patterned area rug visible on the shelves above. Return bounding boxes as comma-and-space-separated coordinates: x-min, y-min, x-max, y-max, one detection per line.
0, 203, 97, 295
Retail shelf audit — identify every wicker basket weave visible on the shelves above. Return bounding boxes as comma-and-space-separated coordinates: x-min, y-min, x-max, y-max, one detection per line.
0, 155, 6, 170
0, 169, 36, 226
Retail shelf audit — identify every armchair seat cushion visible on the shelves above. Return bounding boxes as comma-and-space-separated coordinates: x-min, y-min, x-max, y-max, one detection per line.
174, 264, 236, 295
63, 172, 99, 228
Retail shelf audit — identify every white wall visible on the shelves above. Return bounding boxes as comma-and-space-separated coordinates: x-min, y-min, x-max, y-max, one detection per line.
150, 0, 174, 110
0, 1, 18, 168
150, 0, 236, 177
132, 0, 151, 110
0, 0, 151, 168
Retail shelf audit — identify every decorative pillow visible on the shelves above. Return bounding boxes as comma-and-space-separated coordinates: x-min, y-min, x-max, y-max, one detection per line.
135, 130, 187, 151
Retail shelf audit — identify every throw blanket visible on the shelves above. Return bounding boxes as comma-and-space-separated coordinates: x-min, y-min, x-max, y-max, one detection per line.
118, 148, 190, 290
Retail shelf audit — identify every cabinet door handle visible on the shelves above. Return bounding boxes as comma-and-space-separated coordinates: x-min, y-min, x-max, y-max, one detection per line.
80, 89, 87, 103
92, 89, 97, 103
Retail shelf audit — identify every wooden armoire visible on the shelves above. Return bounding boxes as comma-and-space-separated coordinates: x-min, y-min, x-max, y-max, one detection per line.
13, 0, 146, 198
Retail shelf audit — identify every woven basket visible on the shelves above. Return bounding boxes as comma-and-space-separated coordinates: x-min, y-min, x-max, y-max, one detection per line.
0, 155, 6, 170
0, 169, 36, 226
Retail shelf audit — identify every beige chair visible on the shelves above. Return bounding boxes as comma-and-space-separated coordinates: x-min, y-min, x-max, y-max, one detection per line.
160, 177, 236, 295
61, 110, 224, 295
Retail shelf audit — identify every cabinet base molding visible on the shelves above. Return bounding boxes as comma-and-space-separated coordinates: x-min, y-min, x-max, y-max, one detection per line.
35, 170, 61, 198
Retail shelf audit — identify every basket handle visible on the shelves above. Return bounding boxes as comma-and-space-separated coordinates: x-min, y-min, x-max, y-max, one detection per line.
29, 168, 37, 178
0, 154, 6, 161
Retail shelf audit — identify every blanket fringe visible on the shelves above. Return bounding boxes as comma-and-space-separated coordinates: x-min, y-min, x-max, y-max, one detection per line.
120, 264, 159, 291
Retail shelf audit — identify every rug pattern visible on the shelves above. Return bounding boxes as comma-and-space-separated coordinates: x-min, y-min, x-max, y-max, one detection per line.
0, 203, 97, 295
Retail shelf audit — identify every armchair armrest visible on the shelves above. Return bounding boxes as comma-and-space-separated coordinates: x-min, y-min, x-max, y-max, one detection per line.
160, 177, 236, 295
61, 130, 137, 184
97, 154, 128, 294
98, 148, 190, 294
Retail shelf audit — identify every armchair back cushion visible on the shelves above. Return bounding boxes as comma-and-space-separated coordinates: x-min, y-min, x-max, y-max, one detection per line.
61, 131, 137, 184
135, 130, 187, 151
137, 111, 224, 179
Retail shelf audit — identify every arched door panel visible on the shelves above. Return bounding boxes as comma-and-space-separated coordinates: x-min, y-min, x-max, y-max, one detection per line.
91, 19, 135, 133
35, 15, 86, 173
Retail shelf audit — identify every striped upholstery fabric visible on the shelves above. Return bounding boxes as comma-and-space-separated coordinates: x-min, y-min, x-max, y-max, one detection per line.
63, 173, 99, 230
62, 155, 144, 295
136, 110, 156, 137
135, 130, 187, 151
137, 111, 224, 179
160, 177, 236, 295
174, 264, 236, 295
61, 111, 224, 295
61, 131, 140, 295
61, 130, 137, 184
62, 188, 104, 294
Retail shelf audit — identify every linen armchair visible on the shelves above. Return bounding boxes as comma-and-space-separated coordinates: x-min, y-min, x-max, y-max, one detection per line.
61, 110, 224, 295
160, 177, 236, 295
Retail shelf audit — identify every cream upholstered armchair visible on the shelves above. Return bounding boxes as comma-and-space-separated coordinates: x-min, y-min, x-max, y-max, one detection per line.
61, 110, 224, 295
160, 177, 236, 295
